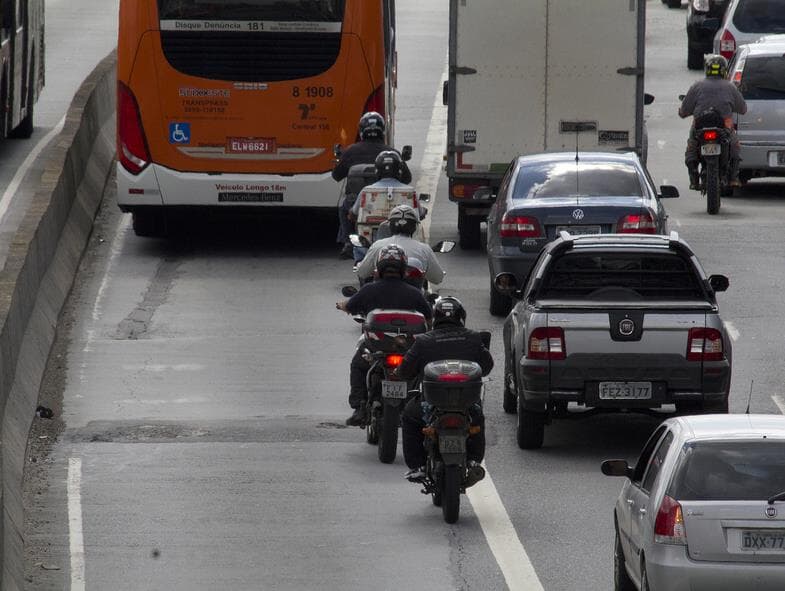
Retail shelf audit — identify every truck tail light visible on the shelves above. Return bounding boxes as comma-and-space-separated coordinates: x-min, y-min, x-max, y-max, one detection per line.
527, 327, 566, 360
686, 327, 724, 362
654, 495, 687, 545
450, 182, 485, 200
719, 29, 736, 60
617, 213, 657, 234
500, 214, 542, 238
117, 82, 151, 175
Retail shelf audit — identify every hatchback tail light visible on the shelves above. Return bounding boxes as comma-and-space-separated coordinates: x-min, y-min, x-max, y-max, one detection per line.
702, 129, 718, 142
617, 213, 657, 234
117, 82, 151, 175
686, 327, 724, 362
500, 214, 542, 238
527, 327, 566, 360
719, 29, 736, 60
654, 495, 687, 545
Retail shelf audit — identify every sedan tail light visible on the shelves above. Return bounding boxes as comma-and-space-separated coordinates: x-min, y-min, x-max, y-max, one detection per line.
719, 29, 736, 60
686, 327, 724, 362
117, 82, 151, 175
654, 495, 687, 545
527, 327, 566, 360
500, 214, 542, 238
617, 213, 657, 234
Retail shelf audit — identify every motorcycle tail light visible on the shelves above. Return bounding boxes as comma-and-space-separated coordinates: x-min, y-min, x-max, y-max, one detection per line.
385, 354, 404, 368
702, 129, 719, 142
436, 372, 471, 382
439, 415, 466, 429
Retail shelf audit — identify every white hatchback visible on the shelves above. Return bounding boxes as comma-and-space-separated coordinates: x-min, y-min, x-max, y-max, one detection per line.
602, 414, 785, 591
713, 0, 785, 61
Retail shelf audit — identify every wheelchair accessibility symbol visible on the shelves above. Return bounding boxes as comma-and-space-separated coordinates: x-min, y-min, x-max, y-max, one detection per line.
169, 122, 191, 144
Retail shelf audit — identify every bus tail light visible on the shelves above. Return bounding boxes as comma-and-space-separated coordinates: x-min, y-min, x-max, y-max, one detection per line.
686, 327, 724, 362
527, 327, 566, 360
363, 84, 385, 120
618, 213, 657, 234
117, 82, 150, 175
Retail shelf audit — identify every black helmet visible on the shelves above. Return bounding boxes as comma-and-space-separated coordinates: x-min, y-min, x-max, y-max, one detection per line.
388, 204, 419, 236
374, 150, 403, 180
433, 296, 466, 327
704, 54, 728, 78
358, 111, 385, 140
375, 244, 408, 278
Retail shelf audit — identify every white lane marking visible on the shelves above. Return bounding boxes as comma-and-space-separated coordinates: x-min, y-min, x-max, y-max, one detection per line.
657, 140, 667, 150
725, 321, 740, 342
67, 457, 86, 591
121, 363, 204, 372
772, 395, 785, 415
0, 115, 67, 224
467, 467, 545, 591
417, 59, 448, 241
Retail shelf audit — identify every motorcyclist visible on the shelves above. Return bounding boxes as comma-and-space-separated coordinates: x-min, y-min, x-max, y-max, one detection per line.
332, 112, 412, 258
335, 245, 432, 426
396, 296, 493, 485
678, 54, 747, 190
355, 204, 444, 288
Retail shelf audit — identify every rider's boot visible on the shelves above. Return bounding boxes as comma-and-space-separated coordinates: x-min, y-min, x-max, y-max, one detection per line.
687, 163, 700, 191
345, 405, 368, 427
728, 158, 742, 188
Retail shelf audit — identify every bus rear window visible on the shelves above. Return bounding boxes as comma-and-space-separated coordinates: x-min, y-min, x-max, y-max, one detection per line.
158, 0, 346, 22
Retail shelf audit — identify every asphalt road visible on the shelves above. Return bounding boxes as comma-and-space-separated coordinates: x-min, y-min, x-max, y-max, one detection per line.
24, 2, 785, 590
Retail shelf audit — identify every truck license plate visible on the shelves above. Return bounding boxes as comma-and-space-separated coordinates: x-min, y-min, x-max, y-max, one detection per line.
439, 435, 466, 453
382, 380, 407, 399
599, 382, 652, 400
741, 530, 785, 551
700, 144, 721, 156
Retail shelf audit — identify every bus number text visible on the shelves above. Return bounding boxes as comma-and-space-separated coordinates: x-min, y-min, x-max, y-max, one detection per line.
292, 86, 334, 98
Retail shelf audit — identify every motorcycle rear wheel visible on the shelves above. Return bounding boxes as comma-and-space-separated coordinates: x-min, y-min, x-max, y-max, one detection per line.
442, 465, 462, 524
705, 158, 721, 215
366, 414, 379, 445
377, 405, 399, 464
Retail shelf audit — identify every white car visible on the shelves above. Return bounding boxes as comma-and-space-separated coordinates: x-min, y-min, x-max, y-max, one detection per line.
713, 0, 785, 61
602, 414, 785, 591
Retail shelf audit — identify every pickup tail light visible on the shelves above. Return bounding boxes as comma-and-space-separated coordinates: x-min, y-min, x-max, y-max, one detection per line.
654, 495, 687, 545
686, 327, 724, 362
702, 129, 719, 142
719, 29, 736, 60
618, 212, 657, 234
500, 214, 542, 238
527, 327, 566, 360
117, 82, 151, 175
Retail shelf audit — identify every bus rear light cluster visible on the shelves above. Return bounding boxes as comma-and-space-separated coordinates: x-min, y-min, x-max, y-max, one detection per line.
117, 82, 151, 175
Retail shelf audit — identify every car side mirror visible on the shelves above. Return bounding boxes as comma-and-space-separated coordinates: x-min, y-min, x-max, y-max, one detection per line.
709, 274, 729, 292
659, 185, 680, 198
401, 145, 412, 162
432, 240, 455, 253
644, 93, 655, 106
702, 17, 720, 31
601, 459, 633, 479
473, 186, 495, 201
494, 272, 520, 297
418, 193, 431, 203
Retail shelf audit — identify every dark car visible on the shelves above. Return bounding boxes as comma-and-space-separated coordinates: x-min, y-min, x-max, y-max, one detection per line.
687, 0, 730, 69
485, 152, 679, 316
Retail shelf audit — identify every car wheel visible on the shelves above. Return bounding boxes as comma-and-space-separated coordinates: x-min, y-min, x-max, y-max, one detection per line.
614, 526, 636, 591
503, 356, 517, 414
640, 561, 651, 591
666, 0, 680, 7
687, 44, 704, 70
516, 397, 545, 450
489, 280, 512, 317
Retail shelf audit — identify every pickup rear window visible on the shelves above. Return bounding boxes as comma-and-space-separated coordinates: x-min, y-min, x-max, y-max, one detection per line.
669, 440, 785, 501
538, 252, 705, 300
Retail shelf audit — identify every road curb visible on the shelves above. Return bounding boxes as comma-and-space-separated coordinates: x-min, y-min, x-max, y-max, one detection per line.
0, 50, 116, 590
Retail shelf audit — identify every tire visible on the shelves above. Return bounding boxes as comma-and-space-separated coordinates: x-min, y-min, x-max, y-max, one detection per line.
366, 415, 379, 445
666, 0, 681, 7
377, 404, 399, 464
516, 396, 545, 450
614, 527, 636, 591
489, 280, 512, 317
441, 465, 462, 524
458, 204, 482, 250
687, 45, 704, 70
503, 356, 518, 414
132, 211, 167, 238
8, 64, 35, 139
705, 158, 721, 215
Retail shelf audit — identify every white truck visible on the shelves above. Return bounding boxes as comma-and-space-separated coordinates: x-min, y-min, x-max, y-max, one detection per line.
445, 0, 651, 248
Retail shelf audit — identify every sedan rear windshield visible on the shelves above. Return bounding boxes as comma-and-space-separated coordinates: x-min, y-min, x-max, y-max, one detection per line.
538, 252, 705, 300
669, 440, 785, 501
739, 56, 785, 100
158, 0, 346, 21
733, 0, 785, 34
512, 162, 643, 200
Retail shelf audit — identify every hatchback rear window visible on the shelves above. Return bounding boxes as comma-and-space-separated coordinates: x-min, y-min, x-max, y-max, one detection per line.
669, 440, 785, 501
739, 56, 785, 100
538, 252, 705, 300
512, 162, 643, 200
732, 0, 785, 34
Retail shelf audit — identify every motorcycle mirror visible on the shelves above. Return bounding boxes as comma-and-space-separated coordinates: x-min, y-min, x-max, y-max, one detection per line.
353, 315, 365, 324
708, 274, 729, 293
426, 292, 439, 305
659, 185, 680, 199
432, 240, 455, 253
678, 94, 686, 101
341, 285, 358, 297
401, 145, 413, 161
418, 193, 431, 203
644, 93, 655, 106
333, 143, 342, 158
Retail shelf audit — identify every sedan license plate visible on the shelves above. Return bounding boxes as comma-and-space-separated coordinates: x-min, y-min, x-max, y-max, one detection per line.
741, 530, 785, 551
700, 143, 721, 156
599, 382, 652, 400
439, 435, 466, 454
381, 380, 407, 399
555, 225, 601, 236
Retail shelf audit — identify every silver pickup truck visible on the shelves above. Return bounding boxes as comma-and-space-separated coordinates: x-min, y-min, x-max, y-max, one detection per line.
496, 232, 732, 450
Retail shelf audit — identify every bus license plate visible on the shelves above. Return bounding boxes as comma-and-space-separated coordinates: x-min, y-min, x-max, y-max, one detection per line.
741, 530, 785, 551
439, 435, 466, 453
599, 382, 652, 400
701, 144, 721, 156
381, 380, 407, 399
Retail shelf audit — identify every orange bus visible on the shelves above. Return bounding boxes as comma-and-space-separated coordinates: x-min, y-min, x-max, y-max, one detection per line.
117, 0, 398, 236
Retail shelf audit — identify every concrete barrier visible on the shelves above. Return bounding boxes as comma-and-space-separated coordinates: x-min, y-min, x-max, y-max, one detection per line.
0, 50, 117, 590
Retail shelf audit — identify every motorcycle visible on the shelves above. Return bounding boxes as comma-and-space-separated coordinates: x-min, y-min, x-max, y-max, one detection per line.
418, 358, 487, 524
361, 309, 428, 463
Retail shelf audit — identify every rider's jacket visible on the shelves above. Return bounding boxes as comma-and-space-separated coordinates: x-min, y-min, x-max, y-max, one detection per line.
356, 233, 445, 285
679, 78, 747, 127
332, 140, 412, 183
397, 324, 494, 381
344, 277, 432, 320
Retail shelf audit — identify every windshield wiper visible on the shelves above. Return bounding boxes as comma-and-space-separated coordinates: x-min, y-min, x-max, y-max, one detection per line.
767, 490, 785, 504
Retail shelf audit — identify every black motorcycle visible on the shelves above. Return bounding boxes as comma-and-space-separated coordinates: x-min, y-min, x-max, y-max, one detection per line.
693, 107, 732, 215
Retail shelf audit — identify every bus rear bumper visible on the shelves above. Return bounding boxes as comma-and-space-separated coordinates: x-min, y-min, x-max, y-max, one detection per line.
116, 163, 340, 210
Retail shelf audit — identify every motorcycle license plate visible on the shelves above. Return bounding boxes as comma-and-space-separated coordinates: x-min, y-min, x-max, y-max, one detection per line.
439, 435, 466, 453
701, 143, 721, 156
381, 380, 407, 399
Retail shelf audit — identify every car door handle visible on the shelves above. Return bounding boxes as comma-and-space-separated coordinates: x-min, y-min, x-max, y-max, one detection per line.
639, 508, 647, 515
626, 499, 634, 505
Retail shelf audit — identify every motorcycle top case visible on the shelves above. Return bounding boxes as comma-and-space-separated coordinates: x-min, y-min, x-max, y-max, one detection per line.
422, 360, 483, 410
345, 164, 377, 198
363, 309, 428, 352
